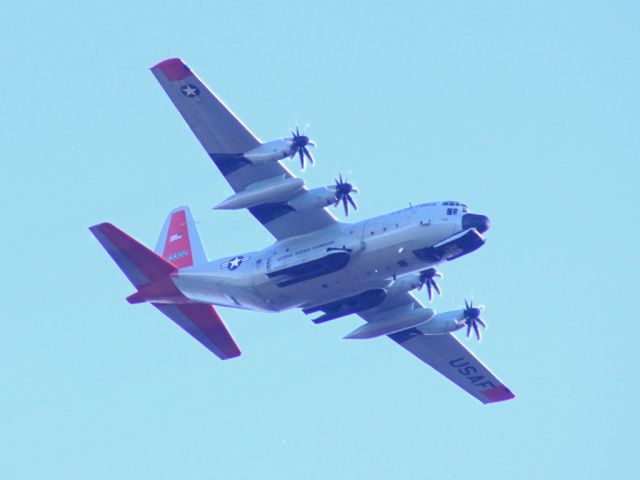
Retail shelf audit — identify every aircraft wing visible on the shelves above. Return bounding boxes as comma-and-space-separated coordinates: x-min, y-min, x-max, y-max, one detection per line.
358, 293, 515, 404
150, 58, 337, 240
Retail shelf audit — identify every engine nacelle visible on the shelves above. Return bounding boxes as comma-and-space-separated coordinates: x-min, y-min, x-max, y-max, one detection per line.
344, 306, 435, 339
419, 310, 466, 335
386, 273, 422, 295
287, 187, 337, 211
243, 139, 292, 164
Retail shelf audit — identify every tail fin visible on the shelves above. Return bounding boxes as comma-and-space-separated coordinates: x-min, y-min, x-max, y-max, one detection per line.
155, 206, 207, 268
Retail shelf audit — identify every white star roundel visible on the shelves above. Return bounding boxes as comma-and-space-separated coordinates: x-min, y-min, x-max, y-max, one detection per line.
180, 84, 200, 97
221, 255, 249, 271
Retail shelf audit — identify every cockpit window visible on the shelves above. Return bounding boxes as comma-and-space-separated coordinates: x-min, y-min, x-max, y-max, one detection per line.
446, 208, 459, 215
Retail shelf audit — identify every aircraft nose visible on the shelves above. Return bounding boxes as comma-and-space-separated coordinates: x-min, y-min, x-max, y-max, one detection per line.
462, 213, 491, 234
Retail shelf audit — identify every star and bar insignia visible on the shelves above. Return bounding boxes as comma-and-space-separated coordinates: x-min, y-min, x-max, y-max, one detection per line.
179, 82, 203, 103
221, 255, 249, 271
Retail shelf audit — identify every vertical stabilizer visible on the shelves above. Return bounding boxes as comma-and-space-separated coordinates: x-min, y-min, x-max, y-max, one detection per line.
155, 206, 207, 268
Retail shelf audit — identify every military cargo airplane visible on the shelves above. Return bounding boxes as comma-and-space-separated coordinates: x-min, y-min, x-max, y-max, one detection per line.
90, 58, 514, 404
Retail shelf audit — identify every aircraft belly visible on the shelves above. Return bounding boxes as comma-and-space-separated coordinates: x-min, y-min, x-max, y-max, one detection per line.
172, 272, 275, 312
252, 229, 448, 311
171, 220, 464, 315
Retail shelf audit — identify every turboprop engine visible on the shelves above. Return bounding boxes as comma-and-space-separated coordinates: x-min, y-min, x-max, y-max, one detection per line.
243, 129, 316, 168
344, 303, 487, 340
287, 175, 360, 215
287, 186, 339, 211
421, 302, 487, 340
419, 310, 467, 334
243, 139, 297, 164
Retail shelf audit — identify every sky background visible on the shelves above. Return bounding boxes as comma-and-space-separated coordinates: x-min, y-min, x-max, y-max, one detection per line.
1, 1, 639, 478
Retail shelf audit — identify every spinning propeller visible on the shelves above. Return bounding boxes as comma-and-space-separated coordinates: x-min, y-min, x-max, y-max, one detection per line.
417, 268, 443, 301
332, 174, 359, 216
288, 127, 316, 170
462, 299, 487, 341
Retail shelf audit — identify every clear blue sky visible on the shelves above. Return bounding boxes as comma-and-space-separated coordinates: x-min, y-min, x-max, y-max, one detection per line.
1, 1, 638, 478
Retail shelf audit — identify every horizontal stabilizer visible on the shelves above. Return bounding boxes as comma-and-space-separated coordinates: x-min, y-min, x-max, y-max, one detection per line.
91, 222, 240, 360
90, 223, 176, 287
153, 303, 241, 360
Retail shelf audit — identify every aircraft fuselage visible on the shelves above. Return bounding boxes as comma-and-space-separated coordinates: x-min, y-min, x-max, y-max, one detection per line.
170, 201, 490, 315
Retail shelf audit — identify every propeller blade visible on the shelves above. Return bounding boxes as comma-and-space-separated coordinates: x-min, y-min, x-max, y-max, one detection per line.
466, 322, 472, 337
472, 321, 481, 340
303, 147, 314, 165
298, 149, 305, 169
346, 194, 358, 210
476, 317, 487, 328
342, 197, 349, 216
431, 278, 441, 296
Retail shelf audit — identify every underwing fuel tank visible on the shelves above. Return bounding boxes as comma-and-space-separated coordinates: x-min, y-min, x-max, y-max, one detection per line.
344, 308, 466, 339
214, 177, 305, 210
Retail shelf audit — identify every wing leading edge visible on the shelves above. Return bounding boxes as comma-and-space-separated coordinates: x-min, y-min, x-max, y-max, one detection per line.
150, 58, 337, 240
358, 293, 515, 404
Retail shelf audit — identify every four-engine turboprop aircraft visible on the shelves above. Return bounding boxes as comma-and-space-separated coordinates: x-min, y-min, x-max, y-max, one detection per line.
90, 58, 515, 404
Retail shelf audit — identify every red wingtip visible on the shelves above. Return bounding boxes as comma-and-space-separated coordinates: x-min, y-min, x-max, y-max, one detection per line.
482, 385, 516, 403
151, 58, 193, 81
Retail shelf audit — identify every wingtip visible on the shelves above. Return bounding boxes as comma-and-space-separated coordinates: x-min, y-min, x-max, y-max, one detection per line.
482, 385, 516, 404
150, 58, 193, 81
221, 349, 242, 360
89, 222, 111, 234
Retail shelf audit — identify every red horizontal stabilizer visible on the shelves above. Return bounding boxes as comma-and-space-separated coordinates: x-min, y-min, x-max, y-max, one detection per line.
90, 223, 176, 287
153, 303, 241, 360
